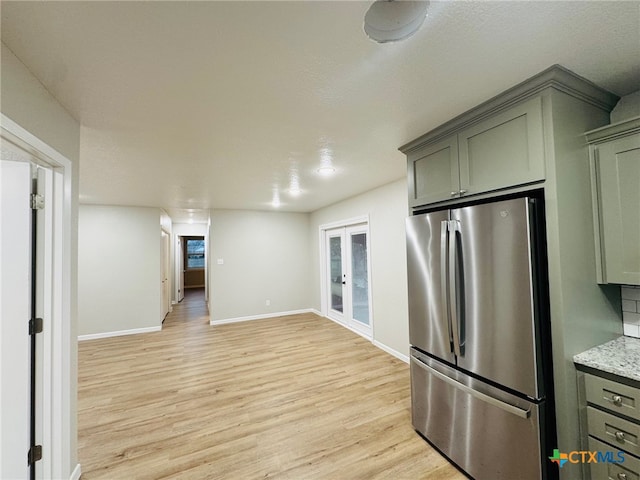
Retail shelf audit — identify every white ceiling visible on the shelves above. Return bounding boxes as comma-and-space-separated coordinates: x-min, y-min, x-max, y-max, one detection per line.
2, 1, 639, 222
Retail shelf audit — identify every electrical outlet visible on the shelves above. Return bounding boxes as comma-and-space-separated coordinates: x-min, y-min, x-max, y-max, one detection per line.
266, 299, 271, 306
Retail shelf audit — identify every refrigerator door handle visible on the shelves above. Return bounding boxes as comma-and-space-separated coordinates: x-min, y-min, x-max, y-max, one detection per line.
448, 220, 462, 357
411, 355, 532, 419
440, 220, 453, 351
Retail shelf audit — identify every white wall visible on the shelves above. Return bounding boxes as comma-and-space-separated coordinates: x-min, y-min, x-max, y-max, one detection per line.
1, 42, 81, 477
209, 210, 311, 321
309, 179, 409, 359
78, 205, 162, 336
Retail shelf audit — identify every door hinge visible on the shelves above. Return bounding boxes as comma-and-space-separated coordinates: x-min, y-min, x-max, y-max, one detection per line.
29, 318, 43, 335
27, 445, 42, 465
30, 193, 44, 210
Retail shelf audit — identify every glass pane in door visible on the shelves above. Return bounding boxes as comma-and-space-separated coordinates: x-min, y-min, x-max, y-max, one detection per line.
330, 236, 343, 313
350, 233, 369, 324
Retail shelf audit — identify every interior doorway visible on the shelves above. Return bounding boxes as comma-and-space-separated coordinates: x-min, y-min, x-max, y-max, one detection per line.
181, 236, 206, 291
173, 223, 208, 306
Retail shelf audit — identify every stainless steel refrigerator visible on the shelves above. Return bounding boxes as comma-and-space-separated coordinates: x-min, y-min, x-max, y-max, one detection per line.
406, 193, 556, 480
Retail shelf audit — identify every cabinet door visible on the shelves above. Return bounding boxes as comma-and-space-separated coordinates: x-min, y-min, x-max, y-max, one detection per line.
408, 135, 459, 207
596, 132, 640, 285
458, 96, 545, 196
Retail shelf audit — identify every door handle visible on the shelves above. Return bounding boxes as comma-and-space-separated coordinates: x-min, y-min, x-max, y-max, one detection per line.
448, 220, 462, 357
411, 356, 531, 419
440, 220, 453, 351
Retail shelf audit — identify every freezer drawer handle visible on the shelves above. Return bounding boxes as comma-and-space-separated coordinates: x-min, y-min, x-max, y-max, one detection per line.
412, 356, 532, 419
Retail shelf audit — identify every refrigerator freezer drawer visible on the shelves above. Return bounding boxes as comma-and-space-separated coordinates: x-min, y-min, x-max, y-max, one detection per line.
410, 353, 544, 480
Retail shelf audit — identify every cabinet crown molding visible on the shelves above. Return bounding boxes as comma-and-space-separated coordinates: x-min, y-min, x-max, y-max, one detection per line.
400, 64, 620, 155
585, 116, 640, 144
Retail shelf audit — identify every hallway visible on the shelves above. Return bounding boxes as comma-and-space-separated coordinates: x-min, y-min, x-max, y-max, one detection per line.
78, 291, 465, 479
164, 288, 209, 328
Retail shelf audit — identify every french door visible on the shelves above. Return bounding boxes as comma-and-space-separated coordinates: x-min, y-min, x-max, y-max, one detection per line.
326, 224, 372, 337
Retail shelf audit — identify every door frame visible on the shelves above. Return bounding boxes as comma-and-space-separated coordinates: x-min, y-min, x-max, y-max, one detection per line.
173, 225, 209, 305
318, 215, 373, 339
1, 114, 75, 479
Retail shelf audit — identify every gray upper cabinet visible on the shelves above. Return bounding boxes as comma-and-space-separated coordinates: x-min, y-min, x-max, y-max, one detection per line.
407, 135, 459, 206
403, 87, 546, 208
587, 117, 640, 285
458, 96, 545, 198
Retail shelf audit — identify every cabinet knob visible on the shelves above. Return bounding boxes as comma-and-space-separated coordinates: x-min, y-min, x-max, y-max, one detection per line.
450, 191, 459, 197
617, 473, 627, 480
615, 431, 626, 442
612, 394, 623, 406
459, 189, 467, 195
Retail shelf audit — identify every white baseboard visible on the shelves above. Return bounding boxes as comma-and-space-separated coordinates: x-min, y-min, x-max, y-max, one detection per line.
78, 325, 161, 341
210, 309, 315, 326
70, 464, 82, 480
321, 314, 409, 363
373, 340, 409, 364
324, 314, 372, 341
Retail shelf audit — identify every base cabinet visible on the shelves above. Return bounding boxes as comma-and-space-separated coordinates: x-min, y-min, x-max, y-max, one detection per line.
589, 437, 640, 480
580, 372, 640, 480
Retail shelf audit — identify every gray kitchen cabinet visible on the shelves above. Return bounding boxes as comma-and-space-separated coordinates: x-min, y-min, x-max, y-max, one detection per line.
458, 96, 545, 199
577, 371, 640, 480
407, 135, 459, 206
403, 87, 545, 208
586, 117, 640, 285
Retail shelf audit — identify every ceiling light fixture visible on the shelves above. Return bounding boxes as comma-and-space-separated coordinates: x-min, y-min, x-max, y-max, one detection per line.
271, 190, 281, 208
289, 174, 301, 196
364, 0, 429, 43
317, 166, 336, 176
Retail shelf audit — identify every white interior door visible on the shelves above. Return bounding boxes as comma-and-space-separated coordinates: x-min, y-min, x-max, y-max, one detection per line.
161, 231, 170, 320
2, 115, 74, 480
325, 224, 372, 337
0, 159, 32, 480
176, 236, 184, 302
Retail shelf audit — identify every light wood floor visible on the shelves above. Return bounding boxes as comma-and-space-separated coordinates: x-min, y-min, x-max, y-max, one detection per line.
78, 290, 467, 479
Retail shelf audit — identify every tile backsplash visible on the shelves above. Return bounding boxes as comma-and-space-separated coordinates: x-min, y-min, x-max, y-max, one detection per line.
621, 286, 640, 338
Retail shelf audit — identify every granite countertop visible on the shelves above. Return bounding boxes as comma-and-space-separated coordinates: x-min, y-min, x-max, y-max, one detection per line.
574, 336, 640, 382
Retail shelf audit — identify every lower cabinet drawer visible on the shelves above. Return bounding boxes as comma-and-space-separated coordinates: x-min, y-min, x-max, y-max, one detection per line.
585, 373, 640, 422
589, 436, 640, 480
588, 406, 640, 457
